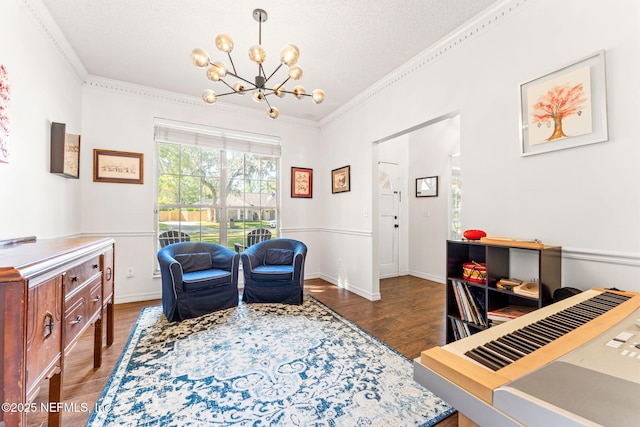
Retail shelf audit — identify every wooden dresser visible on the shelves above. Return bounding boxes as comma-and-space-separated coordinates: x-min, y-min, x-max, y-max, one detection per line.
0, 236, 115, 427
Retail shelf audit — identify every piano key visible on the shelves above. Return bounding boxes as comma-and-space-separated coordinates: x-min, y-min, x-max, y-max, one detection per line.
516, 328, 552, 346
538, 318, 573, 334
499, 334, 539, 354
526, 322, 563, 340
472, 346, 511, 370
564, 306, 599, 320
465, 348, 506, 371
578, 299, 613, 313
485, 341, 522, 362
548, 312, 585, 329
511, 330, 544, 348
573, 303, 606, 317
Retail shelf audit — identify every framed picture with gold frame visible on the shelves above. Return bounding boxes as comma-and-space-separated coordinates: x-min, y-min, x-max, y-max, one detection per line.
331, 165, 350, 194
291, 167, 312, 198
93, 149, 144, 184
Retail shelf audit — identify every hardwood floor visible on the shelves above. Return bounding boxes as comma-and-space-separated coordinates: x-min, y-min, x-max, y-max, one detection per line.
28, 276, 457, 426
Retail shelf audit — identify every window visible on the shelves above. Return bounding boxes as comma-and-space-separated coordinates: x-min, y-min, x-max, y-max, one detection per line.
155, 120, 280, 254
449, 153, 462, 240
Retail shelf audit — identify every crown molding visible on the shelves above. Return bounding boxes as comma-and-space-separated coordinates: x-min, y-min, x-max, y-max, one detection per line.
20, 0, 88, 82
26, 0, 526, 129
319, 0, 529, 127
83, 75, 321, 129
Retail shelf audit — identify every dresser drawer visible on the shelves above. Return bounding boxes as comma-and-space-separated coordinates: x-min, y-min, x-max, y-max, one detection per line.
88, 278, 103, 318
65, 255, 101, 296
101, 247, 114, 302
64, 289, 88, 348
26, 275, 63, 395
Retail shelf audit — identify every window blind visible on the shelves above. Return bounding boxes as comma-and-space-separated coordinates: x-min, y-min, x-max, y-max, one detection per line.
154, 119, 281, 156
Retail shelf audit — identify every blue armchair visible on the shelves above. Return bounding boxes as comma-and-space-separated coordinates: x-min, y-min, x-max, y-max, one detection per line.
240, 238, 307, 305
158, 242, 240, 321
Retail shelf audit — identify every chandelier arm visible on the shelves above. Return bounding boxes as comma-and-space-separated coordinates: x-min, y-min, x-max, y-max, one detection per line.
226, 53, 238, 76
274, 76, 292, 89
264, 63, 284, 85
225, 70, 258, 89
259, 64, 267, 81
219, 79, 236, 92
213, 91, 244, 97
275, 90, 312, 97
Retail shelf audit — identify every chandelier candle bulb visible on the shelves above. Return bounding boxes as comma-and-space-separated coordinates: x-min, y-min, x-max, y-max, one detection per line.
191, 8, 324, 119
215, 34, 234, 53
280, 44, 300, 66
191, 48, 210, 67
293, 85, 306, 99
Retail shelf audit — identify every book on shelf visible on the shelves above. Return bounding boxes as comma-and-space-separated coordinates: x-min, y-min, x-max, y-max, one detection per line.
487, 305, 537, 322
450, 317, 472, 340
451, 279, 487, 327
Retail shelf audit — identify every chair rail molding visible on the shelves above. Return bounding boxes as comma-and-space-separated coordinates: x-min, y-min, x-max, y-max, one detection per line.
563, 247, 640, 267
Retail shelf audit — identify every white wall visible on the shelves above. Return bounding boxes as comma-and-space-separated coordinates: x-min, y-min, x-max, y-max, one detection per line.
319, 0, 640, 295
80, 80, 323, 302
0, 0, 85, 240
4, 0, 639, 303
408, 116, 460, 283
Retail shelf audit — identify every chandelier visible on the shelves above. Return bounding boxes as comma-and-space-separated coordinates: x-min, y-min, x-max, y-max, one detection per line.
190, 8, 325, 120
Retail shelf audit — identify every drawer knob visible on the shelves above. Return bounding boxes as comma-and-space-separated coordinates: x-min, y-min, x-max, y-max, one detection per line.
44, 311, 54, 339
92, 295, 102, 303
93, 264, 99, 269
71, 275, 79, 283
70, 315, 83, 325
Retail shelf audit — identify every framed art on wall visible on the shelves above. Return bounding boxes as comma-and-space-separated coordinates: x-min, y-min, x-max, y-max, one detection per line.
291, 167, 313, 198
331, 165, 350, 194
50, 122, 80, 179
519, 50, 608, 156
416, 176, 438, 197
93, 149, 144, 184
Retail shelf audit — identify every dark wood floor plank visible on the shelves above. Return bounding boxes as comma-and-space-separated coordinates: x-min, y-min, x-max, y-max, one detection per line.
28, 277, 456, 426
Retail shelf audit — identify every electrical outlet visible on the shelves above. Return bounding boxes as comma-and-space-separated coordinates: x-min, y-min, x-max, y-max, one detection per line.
126, 268, 134, 278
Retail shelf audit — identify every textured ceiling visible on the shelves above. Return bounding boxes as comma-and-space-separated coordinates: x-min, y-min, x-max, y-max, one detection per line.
41, 0, 500, 122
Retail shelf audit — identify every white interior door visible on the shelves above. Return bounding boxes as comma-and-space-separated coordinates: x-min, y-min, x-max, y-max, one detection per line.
378, 162, 400, 278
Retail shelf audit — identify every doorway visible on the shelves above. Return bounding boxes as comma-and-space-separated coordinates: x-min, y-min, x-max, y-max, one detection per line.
373, 112, 460, 284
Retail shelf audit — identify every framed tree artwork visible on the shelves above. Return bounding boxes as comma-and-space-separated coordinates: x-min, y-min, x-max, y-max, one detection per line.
291, 167, 313, 198
519, 50, 608, 156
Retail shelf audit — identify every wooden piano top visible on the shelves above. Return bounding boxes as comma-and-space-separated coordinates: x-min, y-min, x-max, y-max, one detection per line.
419, 288, 640, 404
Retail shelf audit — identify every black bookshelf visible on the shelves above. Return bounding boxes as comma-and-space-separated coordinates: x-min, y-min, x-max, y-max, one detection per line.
445, 239, 562, 343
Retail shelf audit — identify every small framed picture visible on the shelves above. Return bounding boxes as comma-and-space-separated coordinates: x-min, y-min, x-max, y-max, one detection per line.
331, 165, 350, 194
416, 176, 438, 197
93, 149, 144, 184
291, 167, 313, 198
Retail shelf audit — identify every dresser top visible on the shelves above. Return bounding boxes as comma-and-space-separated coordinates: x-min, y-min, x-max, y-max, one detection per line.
0, 236, 114, 281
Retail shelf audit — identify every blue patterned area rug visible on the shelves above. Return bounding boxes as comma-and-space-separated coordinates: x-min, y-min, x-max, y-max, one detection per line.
87, 297, 454, 426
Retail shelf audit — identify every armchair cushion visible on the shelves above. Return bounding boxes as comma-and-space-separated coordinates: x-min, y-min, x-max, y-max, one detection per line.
174, 252, 212, 273
183, 269, 233, 291
265, 248, 294, 265
251, 264, 294, 282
